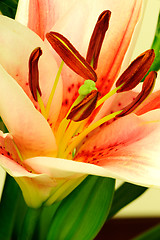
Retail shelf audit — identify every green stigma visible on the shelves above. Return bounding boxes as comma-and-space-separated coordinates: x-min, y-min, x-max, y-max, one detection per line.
78, 80, 97, 96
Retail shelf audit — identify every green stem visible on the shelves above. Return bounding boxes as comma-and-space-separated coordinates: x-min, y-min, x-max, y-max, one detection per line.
18, 207, 42, 240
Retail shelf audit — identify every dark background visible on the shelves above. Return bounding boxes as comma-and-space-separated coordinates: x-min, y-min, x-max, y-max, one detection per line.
95, 218, 160, 240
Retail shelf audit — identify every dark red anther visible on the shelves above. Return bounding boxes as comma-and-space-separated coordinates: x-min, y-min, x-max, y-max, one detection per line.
116, 49, 155, 92
46, 32, 97, 82
86, 10, 111, 69
29, 47, 42, 101
117, 71, 157, 117
67, 90, 100, 122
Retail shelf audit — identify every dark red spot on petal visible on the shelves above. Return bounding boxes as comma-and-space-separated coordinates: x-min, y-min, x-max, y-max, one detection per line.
68, 87, 71, 92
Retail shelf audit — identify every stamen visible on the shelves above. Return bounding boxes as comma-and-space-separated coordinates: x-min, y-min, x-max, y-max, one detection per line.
57, 89, 99, 154
46, 61, 64, 118
58, 120, 84, 157
96, 84, 122, 108
72, 148, 77, 158
56, 118, 70, 145
29, 47, 42, 101
56, 96, 83, 145
116, 49, 155, 92
86, 10, 111, 69
56, 80, 98, 144
13, 141, 23, 162
64, 110, 122, 158
117, 71, 157, 117
67, 90, 100, 122
37, 91, 47, 117
46, 32, 97, 81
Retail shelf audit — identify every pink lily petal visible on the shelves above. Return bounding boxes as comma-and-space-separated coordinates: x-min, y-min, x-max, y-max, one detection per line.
48, 0, 142, 120
135, 90, 160, 115
87, 84, 144, 127
95, 0, 142, 96
71, 111, 160, 188
0, 15, 63, 127
16, 0, 78, 40
92, 90, 138, 125
0, 65, 57, 159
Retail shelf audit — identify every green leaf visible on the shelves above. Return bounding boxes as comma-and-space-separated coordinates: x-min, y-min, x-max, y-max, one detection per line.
150, 12, 160, 72
0, 174, 21, 240
39, 201, 62, 240
0, 117, 8, 132
0, 0, 19, 19
108, 182, 147, 219
46, 176, 115, 240
0, 0, 18, 9
142, 11, 160, 81
132, 224, 160, 240
12, 190, 28, 238
17, 207, 42, 240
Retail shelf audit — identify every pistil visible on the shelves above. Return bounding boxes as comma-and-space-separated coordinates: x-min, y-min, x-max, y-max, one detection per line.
56, 81, 99, 154
63, 110, 122, 159
67, 90, 100, 122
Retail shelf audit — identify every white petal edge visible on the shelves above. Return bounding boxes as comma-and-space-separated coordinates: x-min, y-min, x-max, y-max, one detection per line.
15, 0, 29, 26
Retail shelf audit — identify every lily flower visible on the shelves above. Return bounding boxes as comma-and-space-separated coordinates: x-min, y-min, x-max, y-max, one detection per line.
0, 0, 160, 209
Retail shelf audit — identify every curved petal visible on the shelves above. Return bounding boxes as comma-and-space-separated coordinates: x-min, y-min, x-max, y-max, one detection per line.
15, 0, 30, 26
0, 65, 57, 158
16, 0, 78, 40
0, 153, 58, 207
0, 131, 54, 208
72, 111, 160, 188
0, 132, 83, 208
95, 0, 142, 96
0, 15, 62, 127
0, 131, 21, 163
48, 0, 142, 120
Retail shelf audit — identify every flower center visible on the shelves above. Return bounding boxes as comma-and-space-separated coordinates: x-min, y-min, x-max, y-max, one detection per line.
28, 10, 156, 162
56, 49, 156, 159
